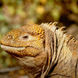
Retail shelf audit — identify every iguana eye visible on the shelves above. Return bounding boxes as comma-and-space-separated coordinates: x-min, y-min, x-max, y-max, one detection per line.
22, 35, 29, 39
19, 34, 35, 41
19, 34, 32, 41
19, 34, 29, 41
21, 35, 29, 40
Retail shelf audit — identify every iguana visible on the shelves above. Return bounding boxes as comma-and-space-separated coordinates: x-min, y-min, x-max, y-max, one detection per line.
0, 22, 78, 78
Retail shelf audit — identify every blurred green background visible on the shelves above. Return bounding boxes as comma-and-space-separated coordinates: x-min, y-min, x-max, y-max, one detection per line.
0, 0, 78, 78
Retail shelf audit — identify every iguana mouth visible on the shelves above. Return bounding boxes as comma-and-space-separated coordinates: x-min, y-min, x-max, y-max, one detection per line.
0, 45, 26, 57
0, 45, 41, 57
1, 45, 25, 51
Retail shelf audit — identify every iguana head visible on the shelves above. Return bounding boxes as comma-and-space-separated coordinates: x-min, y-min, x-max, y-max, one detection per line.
0, 24, 47, 77
0, 24, 45, 56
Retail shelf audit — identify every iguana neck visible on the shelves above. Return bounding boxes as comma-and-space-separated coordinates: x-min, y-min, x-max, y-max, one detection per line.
40, 26, 65, 77
40, 23, 71, 77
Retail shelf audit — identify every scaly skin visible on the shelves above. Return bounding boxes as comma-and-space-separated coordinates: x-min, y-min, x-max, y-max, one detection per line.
0, 22, 78, 78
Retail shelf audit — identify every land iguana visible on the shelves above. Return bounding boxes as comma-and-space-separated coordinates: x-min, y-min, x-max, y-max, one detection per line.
0, 22, 78, 78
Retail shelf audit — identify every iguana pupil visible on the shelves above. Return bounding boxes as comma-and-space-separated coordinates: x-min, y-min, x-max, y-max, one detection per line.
22, 35, 29, 39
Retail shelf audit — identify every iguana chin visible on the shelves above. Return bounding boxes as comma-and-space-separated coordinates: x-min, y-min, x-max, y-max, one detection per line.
0, 22, 78, 78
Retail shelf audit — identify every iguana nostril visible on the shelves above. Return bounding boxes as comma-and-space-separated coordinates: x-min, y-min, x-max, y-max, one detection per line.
8, 35, 13, 39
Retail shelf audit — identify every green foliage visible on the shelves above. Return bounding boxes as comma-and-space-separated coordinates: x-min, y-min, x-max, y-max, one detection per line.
0, 13, 5, 21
